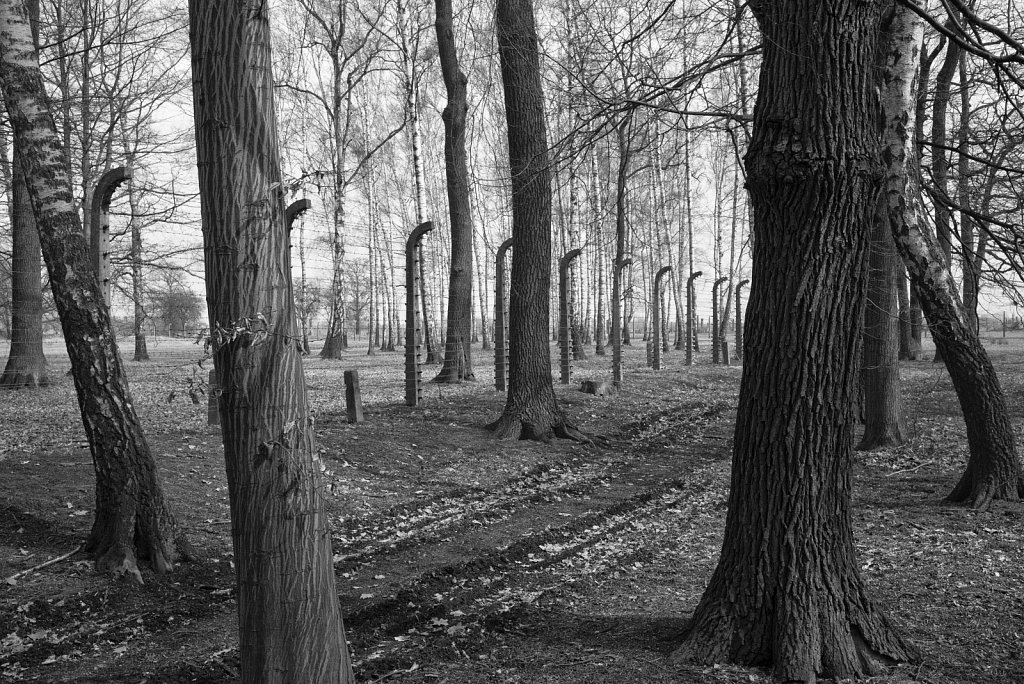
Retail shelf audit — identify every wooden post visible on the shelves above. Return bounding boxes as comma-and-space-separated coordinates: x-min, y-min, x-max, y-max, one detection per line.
686, 271, 702, 366
207, 369, 219, 426
558, 248, 582, 384
612, 257, 633, 387
712, 277, 729, 364
90, 167, 131, 305
735, 279, 749, 361
286, 199, 312, 347
344, 370, 364, 423
494, 237, 513, 391
653, 266, 672, 370
722, 340, 731, 367
405, 221, 434, 406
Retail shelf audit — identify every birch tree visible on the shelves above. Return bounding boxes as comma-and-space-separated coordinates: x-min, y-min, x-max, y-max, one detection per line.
0, 0, 190, 579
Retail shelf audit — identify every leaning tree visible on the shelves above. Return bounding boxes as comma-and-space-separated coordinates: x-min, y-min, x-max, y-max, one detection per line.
671, 1, 917, 679
0, 0, 190, 580
189, 1, 354, 681
882, 0, 1022, 508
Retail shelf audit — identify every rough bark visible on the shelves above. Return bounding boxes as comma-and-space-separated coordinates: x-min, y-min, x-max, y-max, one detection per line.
672, 2, 917, 679
858, 198, 906, 450
0, 0, 188, 579
928, 21, 960, 365
489, 0, 586, 444
189, 2, 354, 681
880, 1, 1022, 510
432, 0, 474, 383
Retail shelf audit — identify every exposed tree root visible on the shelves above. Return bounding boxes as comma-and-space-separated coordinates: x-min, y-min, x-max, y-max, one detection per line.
85, 508, 196, 583
671, 607, 914, 683
945, 471, 1024, 511
486, 414, 603, 447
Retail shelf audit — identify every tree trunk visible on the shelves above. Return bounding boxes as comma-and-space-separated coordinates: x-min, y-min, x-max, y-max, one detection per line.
672, 2, 916, 679
490, 0, 584, 443
0, 0, 46, 388
1, 154, 49, 387
432, 0, 474, 383
858, 199, 906, 450
590, 144, 606, 357
189, 3, 353, 681
879, 1, 1022, 510
0, 0, 188, 579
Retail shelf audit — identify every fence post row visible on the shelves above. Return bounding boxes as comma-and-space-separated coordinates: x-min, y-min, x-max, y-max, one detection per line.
90, 166, 132, 306
405, 221, 434, 407
558, 248, 582, 384
651, 266, 672, 371
493, 237, 513, 391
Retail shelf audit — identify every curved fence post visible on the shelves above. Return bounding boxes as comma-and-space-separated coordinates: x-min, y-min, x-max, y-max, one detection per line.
652, 266, 672, 370
735, 279, 750, 362
686, 271, 703, 366
405, 221, 434, 406
494, 238, 513, 391
612, 257, 632, 387
558, 248, 582, 384
90, 167, 132, 305
712, 277, 729, 364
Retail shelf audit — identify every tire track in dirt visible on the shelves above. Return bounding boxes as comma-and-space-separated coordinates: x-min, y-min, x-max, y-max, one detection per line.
336, 400, 734, 677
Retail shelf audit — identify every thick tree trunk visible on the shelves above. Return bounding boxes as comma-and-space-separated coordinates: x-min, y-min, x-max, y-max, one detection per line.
879, 0, 1022, 510
1, 155, 49, 387
858, 200, 906, 450
189, 2, 354, 681
432, 0, 474, 383
489, 0, 585, 443
673, 3, 916, 679
0, 0, 188, 579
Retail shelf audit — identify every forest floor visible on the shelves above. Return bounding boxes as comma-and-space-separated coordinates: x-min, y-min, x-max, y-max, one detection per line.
1, 335, 1023, 683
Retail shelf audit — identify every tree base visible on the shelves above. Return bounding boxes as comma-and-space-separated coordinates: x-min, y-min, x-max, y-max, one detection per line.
945, 471, 1024, 511
671, 604, 914, 683
485, 413, 599, 445
0, 369, 50, 388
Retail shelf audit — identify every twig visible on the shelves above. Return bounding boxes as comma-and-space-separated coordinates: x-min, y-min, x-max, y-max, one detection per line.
4, 544, 83, 584
886, 460, 936, 477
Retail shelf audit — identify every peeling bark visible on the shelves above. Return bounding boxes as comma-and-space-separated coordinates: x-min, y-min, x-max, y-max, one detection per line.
0, 0, 188, 580
879, 0, 1022, 509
